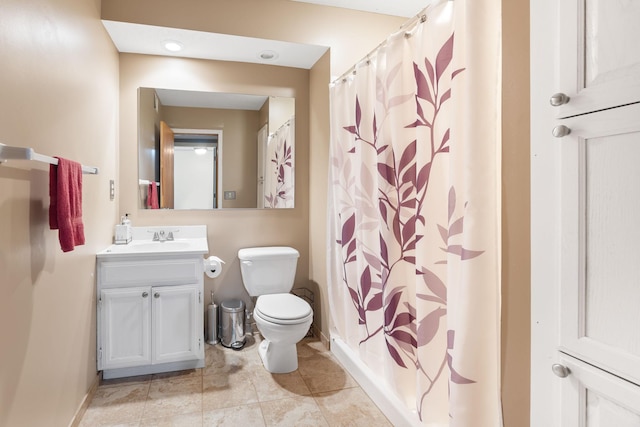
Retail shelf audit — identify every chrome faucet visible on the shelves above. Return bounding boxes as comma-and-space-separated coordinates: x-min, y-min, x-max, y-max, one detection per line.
152, 230, 176, 242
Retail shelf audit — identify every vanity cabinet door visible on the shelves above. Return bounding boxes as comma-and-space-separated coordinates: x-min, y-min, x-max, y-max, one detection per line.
100, 287, 151, 370
152, 284, 202, 364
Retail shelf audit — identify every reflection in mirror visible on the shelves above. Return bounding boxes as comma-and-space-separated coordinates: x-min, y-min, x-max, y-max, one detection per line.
138, 87, 295, 210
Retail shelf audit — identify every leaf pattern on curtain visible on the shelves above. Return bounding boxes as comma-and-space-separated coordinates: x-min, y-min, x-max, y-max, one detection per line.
331, 31, 483, 420
265, 118, 294, 208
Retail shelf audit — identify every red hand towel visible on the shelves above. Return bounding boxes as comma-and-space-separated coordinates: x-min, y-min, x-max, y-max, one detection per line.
149, 181, 159, 209
146, 183, 153, 209
49, 157, 85, 252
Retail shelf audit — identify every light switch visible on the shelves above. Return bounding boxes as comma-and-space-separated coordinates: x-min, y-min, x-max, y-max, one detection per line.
109, 180, 115, 201
224, 191, 236, 200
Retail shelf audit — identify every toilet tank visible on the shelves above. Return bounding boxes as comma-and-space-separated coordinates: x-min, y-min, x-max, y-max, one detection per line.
238, 247, 299, 296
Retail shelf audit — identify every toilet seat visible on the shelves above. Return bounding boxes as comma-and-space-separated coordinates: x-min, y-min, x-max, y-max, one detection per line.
255, 294, 312, 325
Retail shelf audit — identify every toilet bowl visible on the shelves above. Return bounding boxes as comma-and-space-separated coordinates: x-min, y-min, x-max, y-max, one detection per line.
238, 247, 313, 373
253, 293, 313, 373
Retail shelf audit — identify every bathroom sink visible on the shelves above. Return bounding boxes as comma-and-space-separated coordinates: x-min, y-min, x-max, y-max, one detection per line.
97, 225, 209, 258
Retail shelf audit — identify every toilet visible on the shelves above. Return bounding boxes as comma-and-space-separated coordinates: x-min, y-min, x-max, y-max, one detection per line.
238, 246, 313, 373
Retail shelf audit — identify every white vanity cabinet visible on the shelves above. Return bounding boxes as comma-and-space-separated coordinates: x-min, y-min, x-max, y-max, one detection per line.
100, 283, 201, 372
96, 226, 208, 380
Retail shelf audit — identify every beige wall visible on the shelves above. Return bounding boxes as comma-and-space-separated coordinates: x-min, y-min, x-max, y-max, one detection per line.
308, 51, 332, 342
269, 97, 295, 131
138, 87, 160, 182
0, 0, 119, 425
501, 0, 531, 426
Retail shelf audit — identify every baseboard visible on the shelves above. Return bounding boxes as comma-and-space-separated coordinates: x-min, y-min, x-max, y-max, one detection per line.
319, 328, 330, 351
68, 374, 99, 427
311, 324, 330, 351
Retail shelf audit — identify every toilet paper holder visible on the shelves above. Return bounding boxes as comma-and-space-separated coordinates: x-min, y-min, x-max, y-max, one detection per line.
204, 255, 225, 278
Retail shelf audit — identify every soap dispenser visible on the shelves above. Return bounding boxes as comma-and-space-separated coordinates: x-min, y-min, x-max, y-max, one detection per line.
114, 214, 132, 245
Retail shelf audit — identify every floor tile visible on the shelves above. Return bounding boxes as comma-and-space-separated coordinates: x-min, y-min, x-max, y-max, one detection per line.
203, 404, 266, 427
203, 338, 262, 376
260, 396, 329, 427
297, 353, 358, 393
139, 411, 203, 427
142, 377, 202, 420
79, 383, 149, 426
297, 338, 330, 359
202, 370, 259, 411
249, 366, 312, 402
314, 387, 391, 427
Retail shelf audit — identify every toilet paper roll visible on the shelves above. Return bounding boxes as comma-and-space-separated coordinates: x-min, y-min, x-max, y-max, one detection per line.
204, 256, 225, 278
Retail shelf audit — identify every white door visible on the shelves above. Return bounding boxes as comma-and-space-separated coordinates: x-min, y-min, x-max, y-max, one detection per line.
152, 284, 201, 364
100, 287, 151, 370
174, 146, 215, 209
532, 0, 640, 425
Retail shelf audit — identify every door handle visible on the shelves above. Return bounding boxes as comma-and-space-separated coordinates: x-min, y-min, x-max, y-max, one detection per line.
552, 125, 571, 138
551, 363, 571, 378
549, 93, 570, 106
142, 291, 149, 298
154, 292, 160, 298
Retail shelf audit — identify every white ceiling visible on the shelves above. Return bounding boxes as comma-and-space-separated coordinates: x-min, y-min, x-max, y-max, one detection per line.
104, 1, 428, 108
155, 89, 268, 110
291, 0, 427, 17
102, 20, 330, 70
102, 1, 428, 70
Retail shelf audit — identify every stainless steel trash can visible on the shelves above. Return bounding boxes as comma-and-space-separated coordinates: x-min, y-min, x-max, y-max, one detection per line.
220, 299, 246, 349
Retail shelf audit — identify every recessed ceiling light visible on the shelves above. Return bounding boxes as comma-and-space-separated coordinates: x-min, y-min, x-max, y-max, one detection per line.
194, 147, 208, 155
259, 50, 279, 61
163, 40, 184, 52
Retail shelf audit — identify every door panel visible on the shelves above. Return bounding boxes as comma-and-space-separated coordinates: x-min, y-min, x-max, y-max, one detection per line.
555, 0, 640, 118
100, 287, 151, 370
152, 284, 200, 364
559, 354, 640, 427
560, 103, 640, 385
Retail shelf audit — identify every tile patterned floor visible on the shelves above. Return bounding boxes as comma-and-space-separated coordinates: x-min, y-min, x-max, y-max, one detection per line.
79, 335, 391, 426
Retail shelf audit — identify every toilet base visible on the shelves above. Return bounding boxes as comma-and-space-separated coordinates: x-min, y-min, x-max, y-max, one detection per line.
258, 339, 299, 373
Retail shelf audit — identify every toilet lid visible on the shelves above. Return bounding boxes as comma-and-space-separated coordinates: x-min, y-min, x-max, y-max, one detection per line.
255, 294, 312, 323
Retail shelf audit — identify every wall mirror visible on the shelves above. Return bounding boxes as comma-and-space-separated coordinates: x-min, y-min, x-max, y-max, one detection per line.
138, 87, 295, 210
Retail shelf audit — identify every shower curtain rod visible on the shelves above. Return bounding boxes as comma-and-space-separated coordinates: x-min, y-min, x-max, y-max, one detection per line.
331, 0, 447, 85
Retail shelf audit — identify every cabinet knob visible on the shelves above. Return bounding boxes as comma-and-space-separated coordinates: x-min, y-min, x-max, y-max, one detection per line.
551, 364, 571, 378
142, 291, 149, 298
550, 93, 570, 106
552, 125, 571, 138
154, 292, 160, 298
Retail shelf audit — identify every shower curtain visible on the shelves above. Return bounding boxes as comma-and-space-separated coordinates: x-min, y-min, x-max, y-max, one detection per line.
265, 117, 295, 208
328, 0, 501, 425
